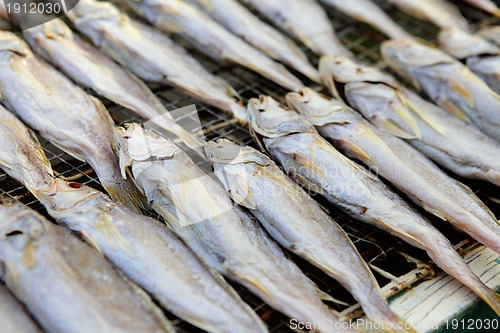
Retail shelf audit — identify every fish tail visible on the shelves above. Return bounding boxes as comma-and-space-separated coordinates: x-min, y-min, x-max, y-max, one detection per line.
425, 234, 500, 316
480, 289, 500, 317
229, 101, 248, 125
101, 176, 147, 213
362, 297, 414, 333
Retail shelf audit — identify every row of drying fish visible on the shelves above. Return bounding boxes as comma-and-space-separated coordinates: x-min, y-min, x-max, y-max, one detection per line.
2, 0, 500, 125
1, 0, 500, 333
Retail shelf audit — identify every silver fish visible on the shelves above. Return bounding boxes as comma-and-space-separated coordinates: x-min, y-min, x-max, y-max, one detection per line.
438, 27, 500, 94
0, 105, 268, 333
66, 0, 247, 124
0, 197, 175, 333
243, 0, 351, 56
286, 88, 500, 313
23, 19, 204, 155
205, 138, 403, 327
0, 31, 145, 212
116, 123, 353, 333
387, 0, 470, 31
319, 0, 415, 40
463, 0, 500, 18
117, 0, 304, 91
478, 26, 500, 46
382, 39, 500, 143
248, 96, 500, 316
319, 55, 500, 188
186, 0, 320, 83
0, 284, 41, 333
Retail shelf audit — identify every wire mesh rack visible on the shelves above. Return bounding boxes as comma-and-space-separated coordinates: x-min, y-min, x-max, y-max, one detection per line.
1, 1, 500, 332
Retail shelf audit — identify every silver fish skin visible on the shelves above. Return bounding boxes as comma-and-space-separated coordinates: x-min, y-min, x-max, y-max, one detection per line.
0, 30, 145, 212
0, 104, 54, 194
0, 284, 41, 333
248, 96, 500, 317
438, 27, 500, 94
205, 138, 403, 327
116, 124, 353, 333
118, 0, 304, 91
381, 39, 500, 143
478, 26, 500, 46
0, 197, 175, 333
319, 55, 500, 188
463, 0, 500, 18
67, 0, 247, 124
319, 0, 415, 40
39, 179, 268, 333
286, 88, 500, 314
244, 0, 351, 56
186, 0, 320, 83
23, 19, 203, 155
0, 106, 268, 333
387, 0, 470, 31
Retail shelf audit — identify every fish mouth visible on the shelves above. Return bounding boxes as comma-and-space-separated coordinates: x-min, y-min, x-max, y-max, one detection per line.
205, 139, 242, 164
247, 96, 314, 138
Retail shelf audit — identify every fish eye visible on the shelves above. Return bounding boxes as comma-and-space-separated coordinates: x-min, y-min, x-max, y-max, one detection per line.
0, 197, 13, 206
68, 182, 83, 189
5, 230, 23, 238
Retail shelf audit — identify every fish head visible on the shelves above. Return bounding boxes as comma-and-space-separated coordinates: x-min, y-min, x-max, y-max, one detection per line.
247, 96, 316, 139
0, 30, 31, 59
36, 178, 106, 217
319, 55, 397, 100
0, 197, 44, 267
381, 39, 455, 89
438, 27, 500, 59
286, 87, 359, 127
23, 18, 72, 45
205, 139, 270, 167
115, 123, 181, 176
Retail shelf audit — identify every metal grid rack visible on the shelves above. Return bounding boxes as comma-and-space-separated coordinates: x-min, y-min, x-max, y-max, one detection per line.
1, 1, 500, 332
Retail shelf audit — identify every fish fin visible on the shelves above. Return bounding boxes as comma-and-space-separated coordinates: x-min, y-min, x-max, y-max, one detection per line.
153, 203, 182, 229
101, 177, 147, 213
158, 20, 184, 34
116, 270, 177, 333
226, 173, 256, 210
2, 261, 19, 287
421, 202, 449, 221
293, 173, 327, 195
449, 78, 475, 108
379, 119, 419, 139
80, 230, 103, 255
28, 129, 55, 178
397, 91, 446, 137
50, 141, 86, 162
20, 242, 35, 269
314, 284, 350, 306
340, 138, 376, 167
236, 273, 274, 301
292, 153, 329, 184
454, 181, 498, 222
441, 100, 470, 122
95, 214, 134, 254
0, 157, 11, 170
